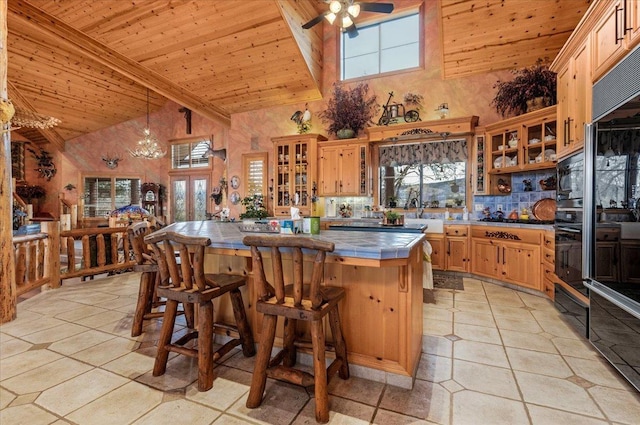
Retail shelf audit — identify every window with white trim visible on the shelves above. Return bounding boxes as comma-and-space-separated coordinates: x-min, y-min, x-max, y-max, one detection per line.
82, 177, 141, 218
171, 138, 211, 169
341, 12, 420, 80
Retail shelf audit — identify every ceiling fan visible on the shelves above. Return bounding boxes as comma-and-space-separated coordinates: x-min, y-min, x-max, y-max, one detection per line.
302, 1, 394, 38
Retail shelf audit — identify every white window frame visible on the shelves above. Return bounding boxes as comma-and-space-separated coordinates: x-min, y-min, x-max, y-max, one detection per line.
340, 7, 423, 81
81, 174, 143, 220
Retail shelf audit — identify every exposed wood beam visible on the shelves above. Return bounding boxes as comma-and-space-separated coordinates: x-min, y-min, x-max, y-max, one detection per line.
8, 80, 66, 150
276, 0, 323, 93
8, 0, 231, 127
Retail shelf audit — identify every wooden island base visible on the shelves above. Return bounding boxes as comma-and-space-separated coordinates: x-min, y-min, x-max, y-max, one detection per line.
204, 245, 424, 389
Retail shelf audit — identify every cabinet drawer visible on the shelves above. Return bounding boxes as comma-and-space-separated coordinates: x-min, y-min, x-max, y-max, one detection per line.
543, 247, 555, 265
542, 276, 555, 300
543, 232, 555, 249
542, 262, 557, 284
471, 226, 541, 245
445, 225, 468, 237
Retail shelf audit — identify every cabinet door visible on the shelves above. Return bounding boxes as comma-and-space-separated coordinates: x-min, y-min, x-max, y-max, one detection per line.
318, 146, 339, 196
556, 63, 572, 158
592, 0, 627, 81
338, 145, 360, 195
446, 237, 468, 272
570, 39, 591, 152
425, 235, 445, 271
629, 0, 640, 47
501, 242, 540, 289
621, 241, 640, 283
471, 239, 499, 278
473, 134, 487, 194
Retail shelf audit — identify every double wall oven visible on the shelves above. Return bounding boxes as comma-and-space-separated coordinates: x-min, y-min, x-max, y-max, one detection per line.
554, 151, 588, 337
583, 46, 640, 392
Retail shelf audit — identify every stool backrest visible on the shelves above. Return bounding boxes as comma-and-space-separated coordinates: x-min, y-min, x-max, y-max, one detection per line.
145, 231, 211, 291
242, 235, 334, 310
127, 222, 153, 265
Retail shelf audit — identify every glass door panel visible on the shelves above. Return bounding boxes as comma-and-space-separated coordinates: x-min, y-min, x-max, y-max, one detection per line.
170, 174, 210, 222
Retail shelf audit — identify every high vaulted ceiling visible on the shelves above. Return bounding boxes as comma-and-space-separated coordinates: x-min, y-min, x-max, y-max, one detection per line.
5, 0, 590, 150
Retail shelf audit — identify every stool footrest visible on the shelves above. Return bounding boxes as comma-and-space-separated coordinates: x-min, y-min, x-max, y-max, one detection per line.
267, 365, 315, 387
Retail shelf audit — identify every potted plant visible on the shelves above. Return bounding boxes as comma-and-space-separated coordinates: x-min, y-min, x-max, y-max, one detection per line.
239, 194, 269, 220
491, 59, 557, 117
319, 82, 378, 139
383, 210, 404, 226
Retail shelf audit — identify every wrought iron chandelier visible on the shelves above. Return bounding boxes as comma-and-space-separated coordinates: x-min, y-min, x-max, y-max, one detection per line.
128, 89, 166, 159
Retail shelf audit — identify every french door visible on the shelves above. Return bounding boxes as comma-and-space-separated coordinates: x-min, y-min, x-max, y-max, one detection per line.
169, 173, 210, 222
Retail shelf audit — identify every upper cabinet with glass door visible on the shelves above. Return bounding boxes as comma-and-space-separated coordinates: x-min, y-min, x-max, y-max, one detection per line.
485, 106, 558, 175
272, 134, 325, 217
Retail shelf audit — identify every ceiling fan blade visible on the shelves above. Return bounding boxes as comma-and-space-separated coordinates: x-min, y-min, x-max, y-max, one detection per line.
345, 23, 359, 38
358, 2, 394, 13
302, 12, 328, 29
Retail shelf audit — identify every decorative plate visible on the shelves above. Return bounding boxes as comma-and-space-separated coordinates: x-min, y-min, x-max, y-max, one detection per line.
230, 175, 240, 189
532, 198, 556, 221
229, 191, 241, 205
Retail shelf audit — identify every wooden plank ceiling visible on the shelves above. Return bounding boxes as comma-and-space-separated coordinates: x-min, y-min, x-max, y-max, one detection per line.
439, 0, 591, 79
6, 0, 589, 148
6, 0, 323, 148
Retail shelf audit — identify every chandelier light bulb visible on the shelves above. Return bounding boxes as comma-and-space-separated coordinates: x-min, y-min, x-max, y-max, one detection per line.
329, 0, 342, 14
325, 12, 337, 25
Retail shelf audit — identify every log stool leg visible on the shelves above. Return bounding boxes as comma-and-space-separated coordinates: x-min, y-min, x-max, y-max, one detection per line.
197, 300, 214, 391
229, 288, 256, 357
329, 307, 349, 379
283, 317, 297, 367
247, 314, 277, 408
153, 299, 179, 377
310, 319, 329, 423
131, 271, 154, 337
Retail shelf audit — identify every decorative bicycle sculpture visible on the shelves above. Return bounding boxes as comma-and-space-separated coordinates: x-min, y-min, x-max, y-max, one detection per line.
378, 91, 420, 126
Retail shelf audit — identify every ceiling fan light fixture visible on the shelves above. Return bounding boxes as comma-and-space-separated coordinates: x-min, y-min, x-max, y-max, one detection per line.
347, 4, 361, 18
325, 12, 337, 25
329, 0, 342, 14
341, 14, 353, 28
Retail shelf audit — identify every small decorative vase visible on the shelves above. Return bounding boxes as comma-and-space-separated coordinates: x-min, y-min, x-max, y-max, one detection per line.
336, 128, 355, 139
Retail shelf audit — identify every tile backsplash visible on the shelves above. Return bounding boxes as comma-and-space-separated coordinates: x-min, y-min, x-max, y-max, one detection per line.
316, 170, 556, 220
473, 170, 556, 219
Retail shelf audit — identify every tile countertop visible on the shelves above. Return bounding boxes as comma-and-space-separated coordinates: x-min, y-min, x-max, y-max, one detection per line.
155, 220, 425, 260
320, 217, 555, 231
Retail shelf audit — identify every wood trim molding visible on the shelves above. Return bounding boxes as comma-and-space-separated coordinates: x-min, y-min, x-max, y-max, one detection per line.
8, 0, 231, 127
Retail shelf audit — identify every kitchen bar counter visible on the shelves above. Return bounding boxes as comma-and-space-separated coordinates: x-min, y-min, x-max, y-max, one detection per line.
155, 221, 425, 387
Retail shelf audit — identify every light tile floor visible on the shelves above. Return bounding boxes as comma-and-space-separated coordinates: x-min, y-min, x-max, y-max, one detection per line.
1, 273, 640, 424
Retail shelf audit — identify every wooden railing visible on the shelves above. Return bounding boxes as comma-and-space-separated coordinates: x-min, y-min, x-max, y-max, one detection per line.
60, 226, 135, 280
10, 222, 135, 313
12, 221, 60, 297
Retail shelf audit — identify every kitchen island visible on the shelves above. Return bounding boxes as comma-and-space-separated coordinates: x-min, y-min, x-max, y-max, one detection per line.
155, 220, 426, 388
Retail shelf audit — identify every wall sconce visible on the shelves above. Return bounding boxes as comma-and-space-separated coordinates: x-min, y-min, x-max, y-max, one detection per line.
436, 103, 449, 119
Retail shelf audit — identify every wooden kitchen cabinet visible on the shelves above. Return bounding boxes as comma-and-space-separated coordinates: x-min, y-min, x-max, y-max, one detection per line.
554, 37, 591, 160
484, 107, 558, 185
472, 129, 488, 195
272, 134, 325, 217
425, 234, 445, 271
471, 226, 542, 290
445, 225, 469, 272
318, 140, 368, 197
591, 0, 640, 82
541, 230, 556, 299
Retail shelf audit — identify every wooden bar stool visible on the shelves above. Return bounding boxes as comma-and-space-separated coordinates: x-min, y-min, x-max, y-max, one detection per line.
242, 235, 349, 423
128, 222, 175, 337
145, 231, 255, 391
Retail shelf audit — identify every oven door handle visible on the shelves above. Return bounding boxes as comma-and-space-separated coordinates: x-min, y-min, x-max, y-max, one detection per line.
556, 226, 581, 234
584, 279, 640, 320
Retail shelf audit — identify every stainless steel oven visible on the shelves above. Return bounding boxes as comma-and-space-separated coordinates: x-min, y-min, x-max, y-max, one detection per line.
584, 45, 640, 392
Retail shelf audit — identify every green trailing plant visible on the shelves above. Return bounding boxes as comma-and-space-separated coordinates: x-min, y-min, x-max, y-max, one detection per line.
385, 210, 400, 221
319, 82, 379, 137
491, 59, 557, 117
239, 194, 269, 220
